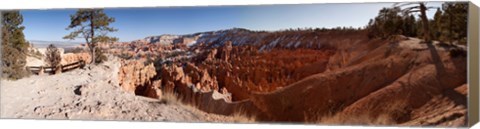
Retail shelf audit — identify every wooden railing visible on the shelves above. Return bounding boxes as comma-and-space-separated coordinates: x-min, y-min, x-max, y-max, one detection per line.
26, 60, 86, 75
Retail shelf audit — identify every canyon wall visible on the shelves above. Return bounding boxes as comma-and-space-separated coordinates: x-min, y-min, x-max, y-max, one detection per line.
118, 60, 160, 98
111, 29, 467, 126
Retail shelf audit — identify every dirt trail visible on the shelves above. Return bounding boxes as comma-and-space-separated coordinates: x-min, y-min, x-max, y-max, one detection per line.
0, 55, 235, 122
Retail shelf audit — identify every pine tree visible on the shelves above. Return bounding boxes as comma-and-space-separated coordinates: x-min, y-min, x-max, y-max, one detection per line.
1, 11, 29, 80
396, 2, 437, 43
63, 9, 118, 64
402, 14, 418, 37
366, 7, 404, 39
441, 2, 468, 45
432, 8, 443, 41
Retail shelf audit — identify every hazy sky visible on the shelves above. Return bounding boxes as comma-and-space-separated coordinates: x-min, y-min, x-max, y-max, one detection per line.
20, 2, 443, 42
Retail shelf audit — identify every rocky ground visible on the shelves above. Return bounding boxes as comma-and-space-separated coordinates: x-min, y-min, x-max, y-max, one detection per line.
0, 55, 242, 123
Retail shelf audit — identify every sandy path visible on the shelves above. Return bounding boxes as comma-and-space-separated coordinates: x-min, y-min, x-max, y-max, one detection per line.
1, 56, 234, 122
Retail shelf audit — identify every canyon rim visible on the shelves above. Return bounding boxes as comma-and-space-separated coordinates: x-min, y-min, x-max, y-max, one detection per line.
0, 1, 471, 127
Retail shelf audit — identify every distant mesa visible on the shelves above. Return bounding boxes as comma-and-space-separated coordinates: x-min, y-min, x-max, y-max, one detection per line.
29, 40, 83, 48
132, 28, 259, 47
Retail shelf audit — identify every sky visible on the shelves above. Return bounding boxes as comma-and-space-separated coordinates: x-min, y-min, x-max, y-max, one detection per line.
20, 2, 444, 42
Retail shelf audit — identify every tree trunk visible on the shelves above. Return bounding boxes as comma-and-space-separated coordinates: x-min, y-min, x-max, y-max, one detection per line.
89, 12, 96, 64
92, 45, 96, 64
419, 3, 432, 43
449, 12, 453, 45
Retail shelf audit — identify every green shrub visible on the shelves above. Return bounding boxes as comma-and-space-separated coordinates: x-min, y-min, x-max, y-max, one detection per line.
45, 44, 62, 67
94, 47, 108, 64
1, 11, 29, 80
449, 48, 466, 58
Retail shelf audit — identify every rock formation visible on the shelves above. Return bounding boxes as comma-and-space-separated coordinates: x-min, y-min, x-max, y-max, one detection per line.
189, 44, 334, 100
158, 62, 229, 102
184, 62, 219, 92
60, 52, 91, 65
108, 29, 467, 127
61, 52, 91, 64
118, 60, 158, 98
144, 80, 163, 99
219, 41, 232, 62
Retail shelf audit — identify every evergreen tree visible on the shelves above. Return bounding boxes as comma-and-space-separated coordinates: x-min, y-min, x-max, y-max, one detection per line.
1, 11, 29, 80
45, 44, 61, 67
396, 2, 436, 43
441, 2, 468, 45
63, 9, 118, 64
367, 7, 404, 39
402, 14, 418, 37
366, 2, 467, 45
405, 14, 418, 37
432, 8, 443, 41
